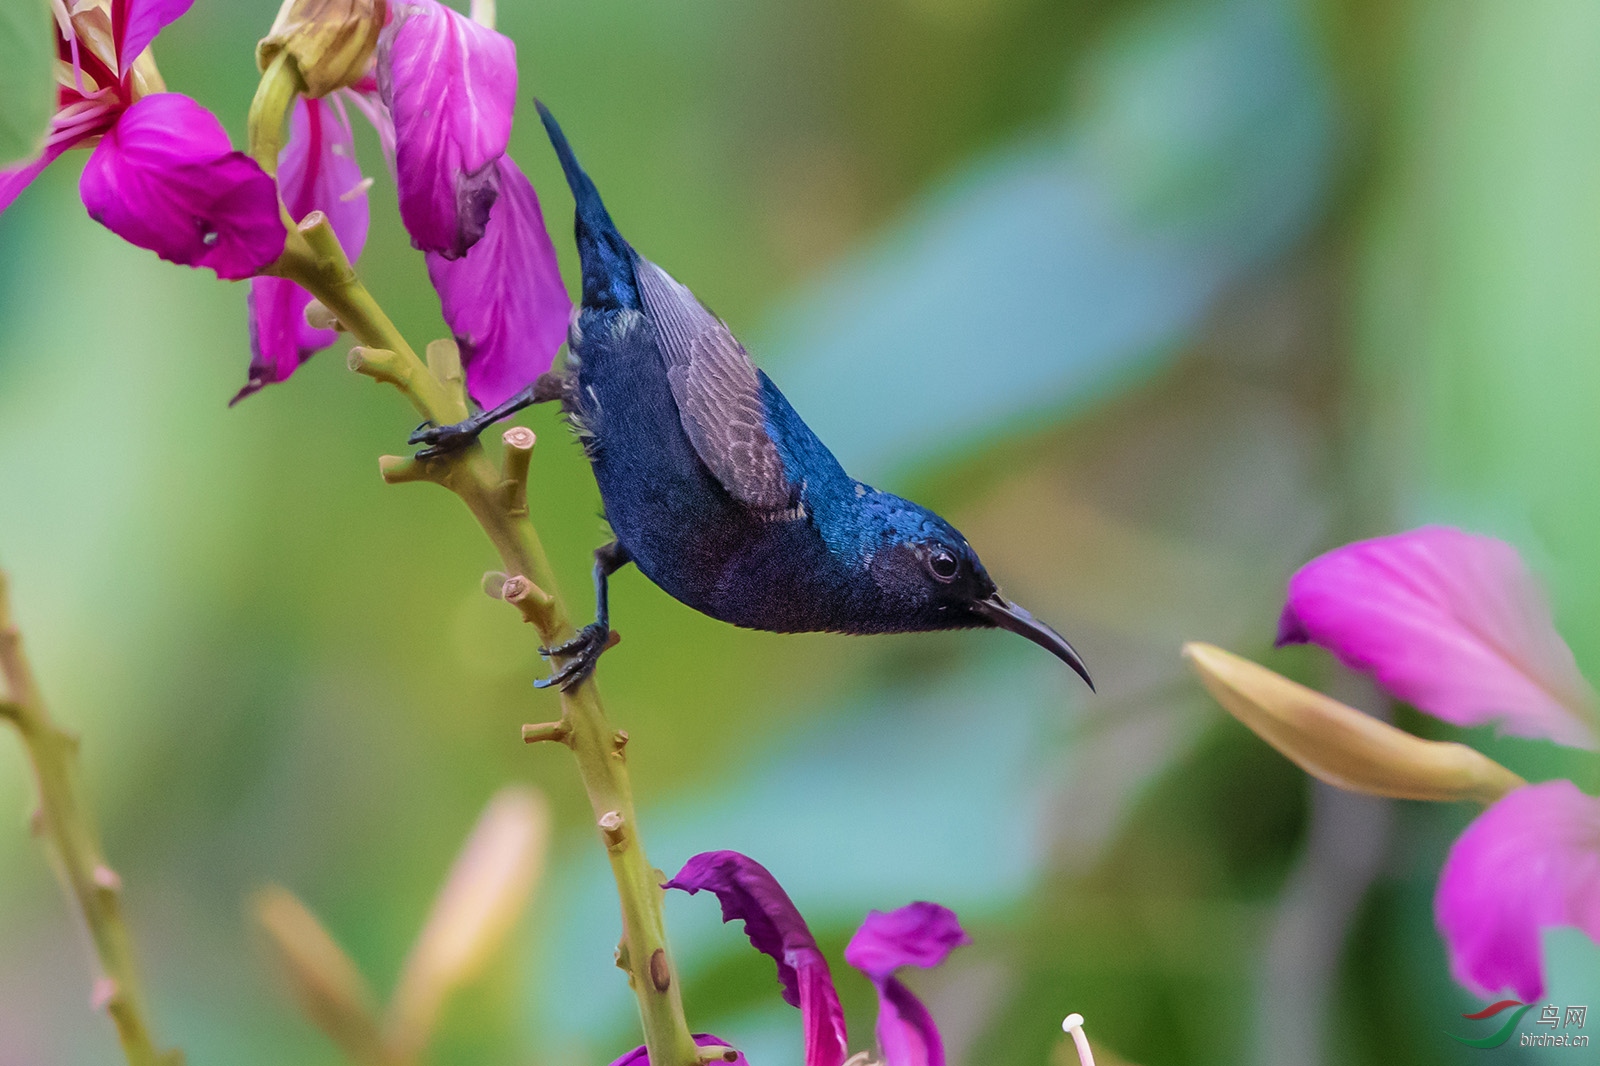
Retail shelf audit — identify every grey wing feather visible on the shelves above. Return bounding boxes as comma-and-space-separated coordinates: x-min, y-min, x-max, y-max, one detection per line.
634, 258, 795, 513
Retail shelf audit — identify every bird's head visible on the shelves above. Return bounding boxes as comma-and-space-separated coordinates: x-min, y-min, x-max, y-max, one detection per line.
860, 493, 1093, 690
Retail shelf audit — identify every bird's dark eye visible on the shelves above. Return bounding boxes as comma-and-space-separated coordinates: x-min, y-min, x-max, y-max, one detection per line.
927, 548, 959, 581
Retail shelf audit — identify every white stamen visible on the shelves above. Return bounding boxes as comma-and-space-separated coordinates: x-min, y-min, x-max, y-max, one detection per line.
1062, 1014, 1096, 1066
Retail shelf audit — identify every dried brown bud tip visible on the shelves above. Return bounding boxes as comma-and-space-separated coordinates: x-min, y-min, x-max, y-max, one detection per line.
258, 0, 387, 98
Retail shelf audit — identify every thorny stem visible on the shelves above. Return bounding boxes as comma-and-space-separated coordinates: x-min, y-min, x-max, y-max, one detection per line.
275, 214, 701, 1065
0, 575, 181, 1066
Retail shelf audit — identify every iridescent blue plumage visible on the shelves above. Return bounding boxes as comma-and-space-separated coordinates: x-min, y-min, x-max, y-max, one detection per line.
412, 104, 1091, 691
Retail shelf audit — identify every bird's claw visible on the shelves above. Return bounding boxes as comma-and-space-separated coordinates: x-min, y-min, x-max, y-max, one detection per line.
408, 418, 481, 461
534, 623, 614, 691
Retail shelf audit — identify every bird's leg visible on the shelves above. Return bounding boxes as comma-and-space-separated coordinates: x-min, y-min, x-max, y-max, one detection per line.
535, 540, 632, 691
410, 371, 568, 459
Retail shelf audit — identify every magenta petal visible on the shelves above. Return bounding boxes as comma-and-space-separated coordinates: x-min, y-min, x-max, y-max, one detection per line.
844, 904, 968, 1066
0, 140, 71, 214
844, 903, 970, 981
279, 97, 369, 257
666, 852, 850, 1066
1436, 780, 1600, 1001
236, 277, 334, 404
235, 98, 371, 401
114, 0, 196, 73
607, 1035, 750, 1066
1279, 527, 1599, 749
873, 979, 945, 1066
378, 0, 516, 258
79, 94, 284, 280
425, 155, 570, 408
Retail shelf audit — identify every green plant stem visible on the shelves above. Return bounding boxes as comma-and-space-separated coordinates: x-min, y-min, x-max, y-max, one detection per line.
0, 576, 180, 1066
276, 215, 701, 1066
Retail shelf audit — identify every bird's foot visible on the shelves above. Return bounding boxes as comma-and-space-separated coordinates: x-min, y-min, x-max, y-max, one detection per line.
534, 623, 617, 691
408, 417, 485, 461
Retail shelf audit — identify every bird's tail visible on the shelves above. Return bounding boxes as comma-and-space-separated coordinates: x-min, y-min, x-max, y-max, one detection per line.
536, 101, 638, 310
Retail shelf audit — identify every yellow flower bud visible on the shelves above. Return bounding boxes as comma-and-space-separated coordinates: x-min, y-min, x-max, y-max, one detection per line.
257, 0, 387, 98
1183, 642, 1526, 806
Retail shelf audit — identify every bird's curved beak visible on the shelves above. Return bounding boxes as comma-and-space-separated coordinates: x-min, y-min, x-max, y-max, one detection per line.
972, 593, 1094, 691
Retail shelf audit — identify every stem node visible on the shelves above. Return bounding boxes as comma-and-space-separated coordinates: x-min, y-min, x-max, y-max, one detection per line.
501, 575, 555, 627
378, 454, 438, 486
599, 809, 627, 849
521, 721, 572, 746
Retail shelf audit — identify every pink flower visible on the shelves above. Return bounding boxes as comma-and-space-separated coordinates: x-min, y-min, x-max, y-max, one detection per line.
365, 0, 570, 407
1, 0, 284, 279
238, 96, 371, 403
1279, 527, 1600, 999
634, 851, 969, 1066
1437, 781, 1600, 1001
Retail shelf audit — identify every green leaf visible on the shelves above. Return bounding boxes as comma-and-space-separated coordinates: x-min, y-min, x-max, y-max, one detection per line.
0, 0, 55, 169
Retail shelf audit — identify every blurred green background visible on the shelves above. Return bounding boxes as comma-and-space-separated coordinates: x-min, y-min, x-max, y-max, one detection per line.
2, 0, 1599, 1063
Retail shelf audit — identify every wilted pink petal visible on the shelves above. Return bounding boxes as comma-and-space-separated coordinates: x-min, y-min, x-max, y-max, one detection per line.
236, 97, 370, 402
844, 904, 968, 1066
425, 155, 570, 408
377, 0, 516, 258
1436, 780, 1600, 1001
238, 278, 328, 404
607, 1035, 750, 1066
79, 93, 284, 279
113, 0, 196, 73
666, 852, 850, 1066
1277, 527, 1599, 749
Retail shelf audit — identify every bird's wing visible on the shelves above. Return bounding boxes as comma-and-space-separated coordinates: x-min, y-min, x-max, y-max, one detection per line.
634, 258, 796, 513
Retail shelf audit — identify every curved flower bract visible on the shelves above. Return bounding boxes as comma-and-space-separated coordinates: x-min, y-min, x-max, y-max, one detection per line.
1437, 780, 1600, 1001
377, 0, 517, 259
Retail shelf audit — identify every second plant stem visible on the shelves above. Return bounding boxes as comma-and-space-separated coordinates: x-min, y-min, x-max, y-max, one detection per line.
0, 575, 179, 1066
276, 213, 704, 1066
